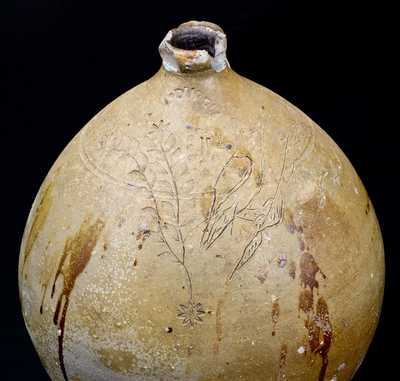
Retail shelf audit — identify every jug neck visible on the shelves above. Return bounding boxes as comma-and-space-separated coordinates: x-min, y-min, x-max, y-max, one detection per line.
159, 21, 229, 74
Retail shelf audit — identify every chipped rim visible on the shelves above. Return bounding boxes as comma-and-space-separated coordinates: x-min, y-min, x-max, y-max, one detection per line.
159, 20, 229, 74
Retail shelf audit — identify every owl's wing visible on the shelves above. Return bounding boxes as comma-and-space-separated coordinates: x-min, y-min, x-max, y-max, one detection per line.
201, 154, 254, 248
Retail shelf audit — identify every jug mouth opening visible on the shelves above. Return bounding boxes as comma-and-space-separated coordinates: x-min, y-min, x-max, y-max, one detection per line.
159, 21, 229, 74
170, 28, 217, 57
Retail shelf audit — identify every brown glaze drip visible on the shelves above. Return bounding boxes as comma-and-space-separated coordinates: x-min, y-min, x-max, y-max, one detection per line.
40, 284, 48, 314
39, 241, 53, 314
298, 289, 314, 315
294, 212, 326, 294
278, 344, 288, 381
286, 209, 326, 292
22, 182, 53, 274
295, 224, 326, 315
271, 298, 280, 336
299, 252, 326, 293
286, 210, 332, 380
50, 218, 105, 381
305, 297, 332, 381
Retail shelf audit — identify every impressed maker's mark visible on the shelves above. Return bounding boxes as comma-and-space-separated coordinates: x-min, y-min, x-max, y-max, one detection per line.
163, 87, 220, 115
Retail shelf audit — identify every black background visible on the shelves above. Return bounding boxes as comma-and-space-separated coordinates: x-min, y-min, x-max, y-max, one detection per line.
6, 1, 396, 380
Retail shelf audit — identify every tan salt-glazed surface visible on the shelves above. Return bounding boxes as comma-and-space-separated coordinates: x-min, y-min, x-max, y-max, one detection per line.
19, 21, 384, 381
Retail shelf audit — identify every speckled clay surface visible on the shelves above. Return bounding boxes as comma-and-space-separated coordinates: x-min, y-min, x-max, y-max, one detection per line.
19, 21, 384, 381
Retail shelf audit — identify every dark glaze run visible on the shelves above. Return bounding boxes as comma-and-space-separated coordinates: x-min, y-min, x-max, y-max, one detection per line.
22, 182, 53, 274
271, 298, 280, 336
278, 343, 288, 381
288, 213, 326, 314
40, 284, 47, 314
50, 218, 105, 381
299, 252, 326, 293
286, 210, 332, 379
305, 297, 332, 381
298, 289, 314, 315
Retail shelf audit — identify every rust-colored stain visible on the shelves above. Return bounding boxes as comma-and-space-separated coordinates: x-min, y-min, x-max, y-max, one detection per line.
299, 252, 326, 292
22, 182, 54, 274
286, 206, 333, 380
295, 196, 351, 245
271, 297, 280, 336
305, 297, 333, 381
50, 217, 105, 381
214, 298, 224, 354
278, 343, 288, 381
298, 289, 314, 315
279, 343, 287, 366
285, 209, 326, 290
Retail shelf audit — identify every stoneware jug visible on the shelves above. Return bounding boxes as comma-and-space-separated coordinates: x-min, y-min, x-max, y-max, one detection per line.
19, 21, 384, 381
